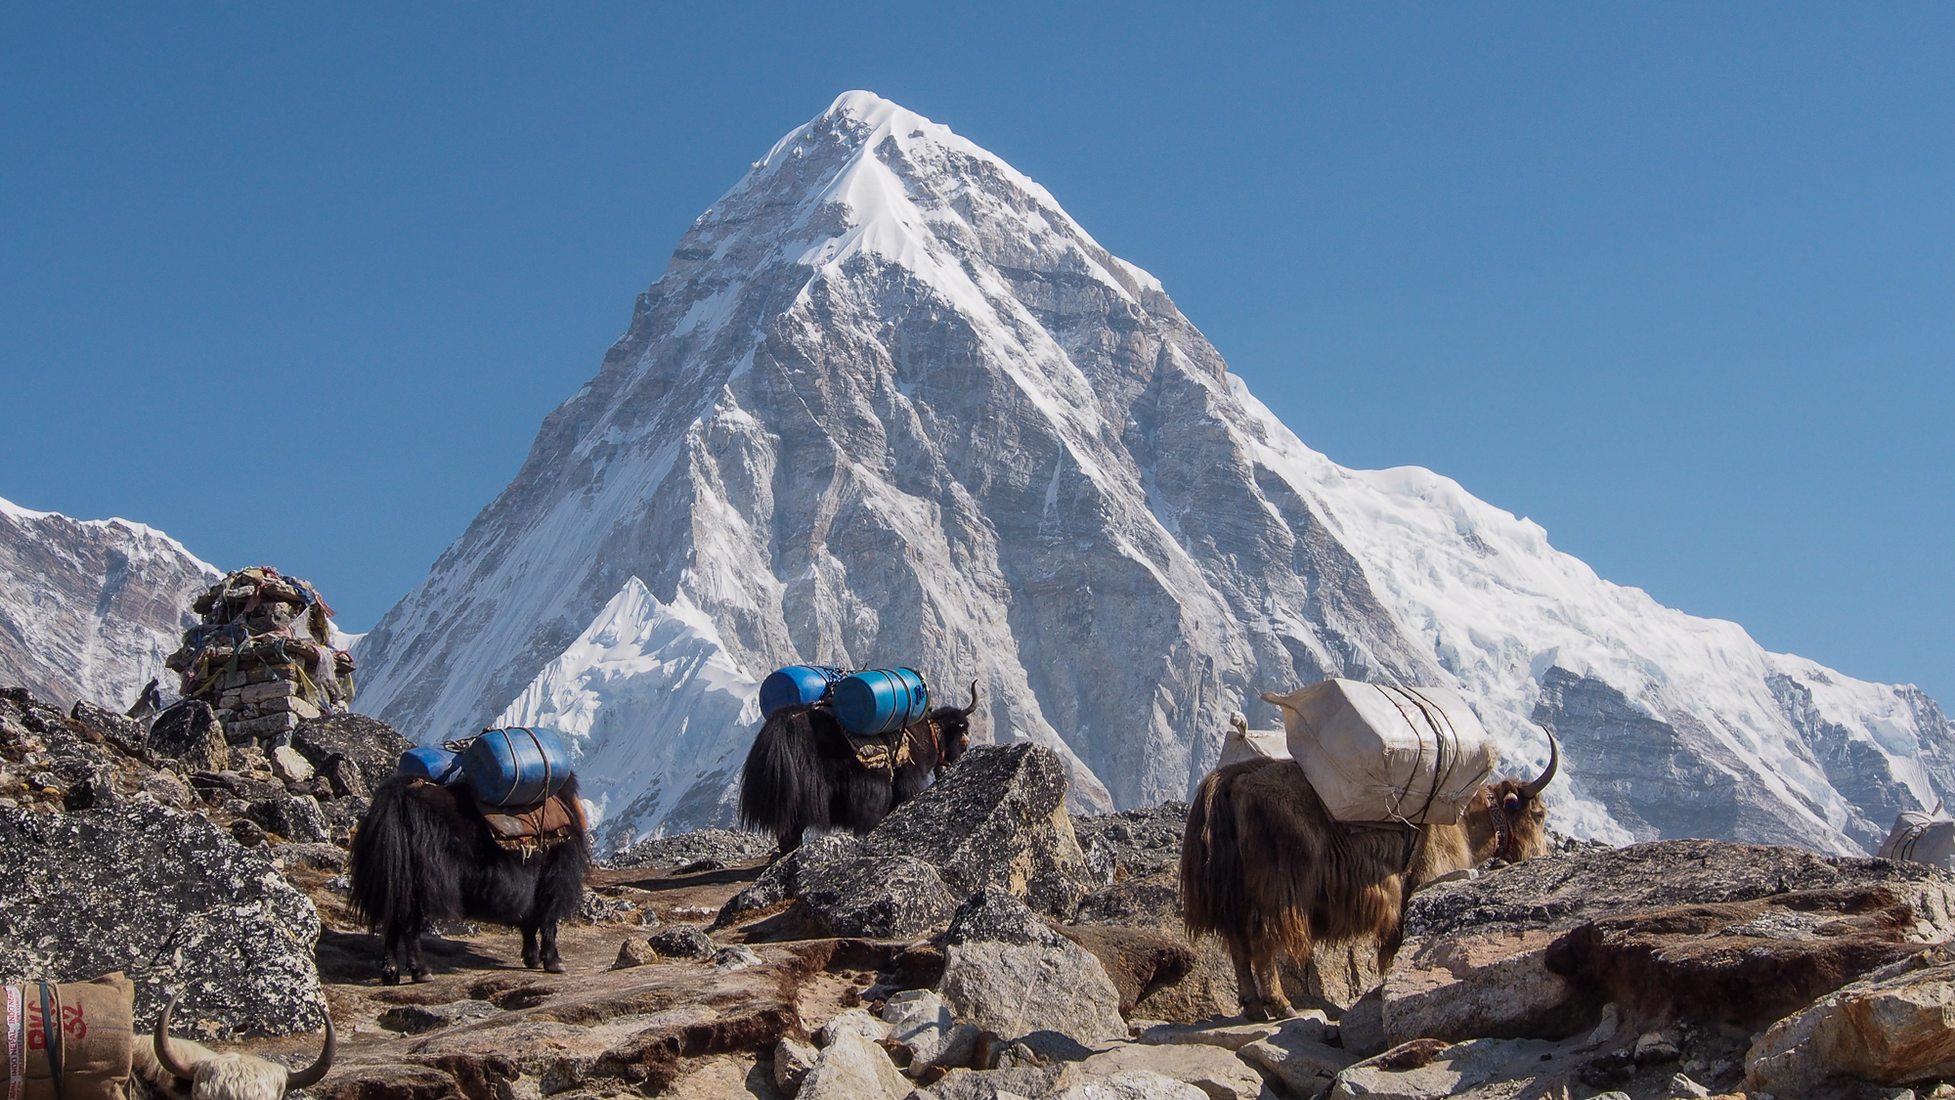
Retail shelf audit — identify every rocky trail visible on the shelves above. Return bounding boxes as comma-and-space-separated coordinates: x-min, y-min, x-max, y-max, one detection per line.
6, 686, 1955, 1099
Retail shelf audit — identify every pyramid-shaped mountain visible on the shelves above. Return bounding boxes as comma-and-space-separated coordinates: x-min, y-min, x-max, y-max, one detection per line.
353, 92, 1953, 852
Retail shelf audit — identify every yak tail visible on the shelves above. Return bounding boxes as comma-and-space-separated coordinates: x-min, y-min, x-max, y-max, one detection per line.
739, 707, 827, 841
349, 776, 460, 932
1180, 766, 1247, 941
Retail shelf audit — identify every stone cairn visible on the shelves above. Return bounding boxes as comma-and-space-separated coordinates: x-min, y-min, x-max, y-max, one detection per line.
164, 566, 355, 742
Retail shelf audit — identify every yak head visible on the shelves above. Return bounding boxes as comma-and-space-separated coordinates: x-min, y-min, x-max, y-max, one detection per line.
1475, 732, 1559, 862
929, 681, 982, 769
148, 994, 335, 1100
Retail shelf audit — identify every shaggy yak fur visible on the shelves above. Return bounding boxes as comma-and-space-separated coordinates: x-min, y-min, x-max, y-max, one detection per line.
349, 774, 590, 984
740, 681, 980, 855
1181, 739, 1558, 1019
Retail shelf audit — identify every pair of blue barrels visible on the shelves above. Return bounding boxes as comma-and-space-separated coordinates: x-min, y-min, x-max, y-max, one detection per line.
398, 726, 574, 808
761, 664, 930, 737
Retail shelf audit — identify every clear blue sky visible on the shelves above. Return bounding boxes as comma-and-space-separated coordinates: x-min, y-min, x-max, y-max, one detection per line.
4, 6, 1950, 705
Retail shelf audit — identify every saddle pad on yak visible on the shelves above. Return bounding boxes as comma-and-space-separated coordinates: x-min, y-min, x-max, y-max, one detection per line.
2, 973, 133, 1100
481, 796, 581, 849
842, 727, 913, 775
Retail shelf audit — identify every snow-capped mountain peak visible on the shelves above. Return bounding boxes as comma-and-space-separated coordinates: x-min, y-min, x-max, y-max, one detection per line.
0, 494, 221, 710
354, 94, 1950, 850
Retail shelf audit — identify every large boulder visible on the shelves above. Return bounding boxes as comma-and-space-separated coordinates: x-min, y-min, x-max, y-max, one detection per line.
145, 699, 228, 770
1745, 946, 1955, 1096
0, 799, 326, 1036
1383, 839, 1955, 1045
289, 712, 411, 793
864, 743, 1096, 916
717, 834, 959, 939
937, 891, 1127, 1048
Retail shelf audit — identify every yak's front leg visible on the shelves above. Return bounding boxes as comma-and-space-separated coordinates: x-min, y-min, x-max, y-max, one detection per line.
522, 923, 541, 969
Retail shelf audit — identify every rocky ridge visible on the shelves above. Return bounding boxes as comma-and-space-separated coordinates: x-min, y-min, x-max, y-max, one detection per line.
4, 682, 1950, 1098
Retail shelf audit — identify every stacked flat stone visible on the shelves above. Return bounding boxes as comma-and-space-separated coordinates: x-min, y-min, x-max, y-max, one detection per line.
165, 567, 355, 742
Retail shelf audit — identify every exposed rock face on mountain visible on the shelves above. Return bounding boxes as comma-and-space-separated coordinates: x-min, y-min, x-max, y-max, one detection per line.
352, 91, 1954, 852
0, 495, 220, 712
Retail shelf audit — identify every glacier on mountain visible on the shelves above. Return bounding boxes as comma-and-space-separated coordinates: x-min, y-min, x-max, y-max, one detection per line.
352, 91, 1952, 853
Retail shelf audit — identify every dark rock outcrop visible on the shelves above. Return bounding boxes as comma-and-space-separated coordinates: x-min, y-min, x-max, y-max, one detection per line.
1383, 838, 1955, 1048
290, 713, 411, 794
0, 799, 326, 1036
862, 743, 1096, 916
718, 835, 958, 939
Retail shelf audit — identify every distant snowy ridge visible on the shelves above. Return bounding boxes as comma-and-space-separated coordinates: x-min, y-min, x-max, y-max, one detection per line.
354, 91, 1952, 851
0, 494, 221, 710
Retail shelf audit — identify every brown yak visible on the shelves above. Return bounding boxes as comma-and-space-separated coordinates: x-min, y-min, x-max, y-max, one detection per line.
1180, 733, 1558, 1019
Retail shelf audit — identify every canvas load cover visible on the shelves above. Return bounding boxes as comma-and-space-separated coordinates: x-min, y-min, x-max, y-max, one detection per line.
1261, 679, 1496, 826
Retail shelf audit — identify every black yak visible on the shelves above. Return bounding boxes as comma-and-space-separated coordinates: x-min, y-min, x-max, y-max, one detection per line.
740, 681, 979, 855
349, 774, 590, 984
1180, 736, 1557, 1019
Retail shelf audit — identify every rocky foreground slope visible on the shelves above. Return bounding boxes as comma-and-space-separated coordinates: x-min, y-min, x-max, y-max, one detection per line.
4, 684, 1953, 1099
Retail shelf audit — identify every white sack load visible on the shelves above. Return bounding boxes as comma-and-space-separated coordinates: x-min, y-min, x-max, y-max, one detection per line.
1877, 804, 1955, 870
1219, 711, 1291, 767
1260, 679, 1497, 825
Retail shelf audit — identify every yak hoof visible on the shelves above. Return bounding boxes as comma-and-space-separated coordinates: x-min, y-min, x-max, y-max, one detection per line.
544, 959, 566, 974
380, 971, 401, 987
410, 968, 432, 983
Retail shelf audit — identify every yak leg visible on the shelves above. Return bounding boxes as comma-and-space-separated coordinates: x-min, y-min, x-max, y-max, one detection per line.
540, 920, 565, 974
522, 923, 541, 969
775, 824, 803, 858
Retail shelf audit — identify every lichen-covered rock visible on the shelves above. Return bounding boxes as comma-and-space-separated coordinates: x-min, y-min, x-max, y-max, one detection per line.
647, 925, 717, 959
1386, 839, 1955, 1043
718, 834, 959, 939
798, 1028, 912, 1100
1066, 1041, 1269, 1099
944, 889, 1064, 947
939, 934, 1127, 1046
864, 743, 1096, 916
246, 792, 331, 843
70, 700, 147, 759
1049, 1069, 1208, 1099
1074, 802, 1188, 886
608, 826, 776, 869
289, 712, 411, 794
146, 700, 227, 770
1745, 947, 1955, 1095
0, 800, 326, 1036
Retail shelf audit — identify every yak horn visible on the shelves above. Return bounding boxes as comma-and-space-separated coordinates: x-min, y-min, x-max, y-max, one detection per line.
1523, 731, 1561, 798
153, 995, 201, 1082
283, 1010, 336, 1090
961, 681, 980, 717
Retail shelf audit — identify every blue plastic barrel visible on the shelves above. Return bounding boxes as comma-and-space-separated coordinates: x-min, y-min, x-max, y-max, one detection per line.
760, 664, 849, 717
832, 668, 931, 737
398, 745, 463, 785
459, 727, 574, 807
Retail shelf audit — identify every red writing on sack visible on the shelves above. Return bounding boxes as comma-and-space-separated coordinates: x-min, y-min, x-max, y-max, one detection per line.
20, 1000, 87, 1047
